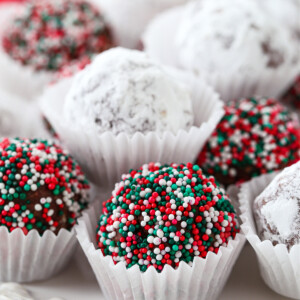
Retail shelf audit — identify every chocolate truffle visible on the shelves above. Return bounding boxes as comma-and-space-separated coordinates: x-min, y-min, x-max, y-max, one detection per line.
2, 0, 113, 72
198, 97, 300, 186
281, 75, 300, 109
257, 0, 300, 40
0, 138, 89, 235
175, 0, 299, 74
96, 162, 239, 272
253, 161, 300, 249
64, 47, 194, 136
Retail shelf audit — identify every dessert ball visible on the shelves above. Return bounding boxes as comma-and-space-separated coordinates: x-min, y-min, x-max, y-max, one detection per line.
96, 162, 239, 272
64, 47, 194, 135
0, 138, 89, 235
55, 56, 91, 81
2, 0, 113, 72
175, 0, 299, 74
254, 161, 300, 249
257, 0, 300, 40
281, 75, 300, 109
198, 97, 300, 186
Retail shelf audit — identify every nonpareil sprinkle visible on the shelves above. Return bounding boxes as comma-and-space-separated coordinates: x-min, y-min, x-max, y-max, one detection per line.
0, 138, 89, 235
96, 162, 239, 272
2, 0, 113, 72
198, 96, 300, 186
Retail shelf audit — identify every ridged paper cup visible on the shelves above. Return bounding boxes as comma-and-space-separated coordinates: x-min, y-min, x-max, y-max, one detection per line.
76, 201, 245, 300
239, 172, 300, 299
0, 227, 77, 283
73, 184, 111, 279
40, 72, 224, 190
0, 2, 52, 100
143, 6, 300, 102
0, 89, 49, 139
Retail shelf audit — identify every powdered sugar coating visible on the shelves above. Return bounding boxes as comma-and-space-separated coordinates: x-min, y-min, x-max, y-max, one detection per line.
175, 0, 299, 74
257, 0, 300, 40
254, 161, 300, 249
64, 47, 194, 135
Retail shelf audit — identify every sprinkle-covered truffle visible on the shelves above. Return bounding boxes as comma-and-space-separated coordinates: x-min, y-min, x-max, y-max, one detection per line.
96, 162, 239, 272
2, 0, 113, 72
55, 56, 91, 80
281, 75, 300, 109
0, 138, 89, 235
198, 97, 300, 186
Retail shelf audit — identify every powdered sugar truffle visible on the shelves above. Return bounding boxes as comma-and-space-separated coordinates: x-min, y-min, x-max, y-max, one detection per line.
254, 162, 300, 249
175, 0, 299, 74
257, 0, 300, 40
64, 47, 194, 135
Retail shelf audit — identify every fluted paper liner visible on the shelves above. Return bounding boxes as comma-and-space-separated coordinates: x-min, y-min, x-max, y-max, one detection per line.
73, 184, 111, 279
0, 3, 52, 100
76, 201, 245, 300
40, 73, 224, 190
143, 6, 300, 102
0, 89, 49, 139
239, 173, 300, 299
0, 227, 77, 283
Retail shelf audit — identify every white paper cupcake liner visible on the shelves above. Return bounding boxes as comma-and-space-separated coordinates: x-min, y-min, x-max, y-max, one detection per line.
76, 201, 245, 300
0, 3, 52, 100
0, 89, 49, 139
73, 184, 111, 279
143, 7, 300, 102
90, 0, 189, 49
40, 72, 224, 189
0, 227, 77, 283
239, 172, 300, 299
202, 69, 300, 103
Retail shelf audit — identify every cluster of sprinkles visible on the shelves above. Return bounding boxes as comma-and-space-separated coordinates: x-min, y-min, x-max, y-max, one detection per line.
198, 96, 300, 186
55, 55, 91, 81
96, 163, 239, 272
2, 0, 113, 72
0, 138, 89, 235
281, 75, 300, 109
